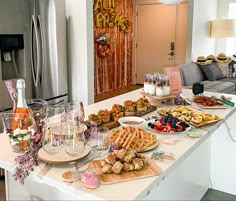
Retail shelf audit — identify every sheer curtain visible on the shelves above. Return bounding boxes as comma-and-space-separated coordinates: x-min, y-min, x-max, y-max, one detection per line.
226, 3, 236, 55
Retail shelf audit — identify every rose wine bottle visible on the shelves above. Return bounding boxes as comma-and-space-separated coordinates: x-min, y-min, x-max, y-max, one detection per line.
12, 79, 31, 130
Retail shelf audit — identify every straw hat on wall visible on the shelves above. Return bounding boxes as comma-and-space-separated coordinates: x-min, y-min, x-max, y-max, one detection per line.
206, 55, 216, 61
215, 53, 231, 63
196, 56, 212, 65
231, 53, 236, 62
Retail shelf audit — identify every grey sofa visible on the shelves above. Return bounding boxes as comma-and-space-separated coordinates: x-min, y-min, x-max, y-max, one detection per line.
179, 62, 236, 94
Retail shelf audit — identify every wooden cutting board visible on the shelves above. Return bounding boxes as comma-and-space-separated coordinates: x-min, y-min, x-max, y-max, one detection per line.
194, 102, 227, 109
87, 157, 162, 184
85, 105, 157, 130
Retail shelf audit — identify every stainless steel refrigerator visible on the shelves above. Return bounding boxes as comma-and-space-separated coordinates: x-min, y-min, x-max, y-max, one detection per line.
0, 0, 68, 112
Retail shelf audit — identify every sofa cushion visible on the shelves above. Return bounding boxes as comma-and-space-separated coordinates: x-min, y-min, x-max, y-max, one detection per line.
198, 62, 224, 81
201, 80, 235, 94
217, 62, 228, 78
179, 63, 205, 86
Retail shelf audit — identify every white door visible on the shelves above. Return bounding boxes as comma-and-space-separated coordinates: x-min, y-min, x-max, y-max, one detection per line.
135, 3, 188, 84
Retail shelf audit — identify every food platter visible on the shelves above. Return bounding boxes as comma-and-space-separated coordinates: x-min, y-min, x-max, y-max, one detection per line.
157, 106, 222, 127
138, 140, 159, 152
144, 119, 191, 135
194, 102, 227, 109
38, 144, 91, 164
192, 96, 227, 109
87, 156, 162, 184
85, 105, 157, 130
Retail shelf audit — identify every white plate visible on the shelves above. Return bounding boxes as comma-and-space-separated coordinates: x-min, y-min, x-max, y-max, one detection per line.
144, 119, 191, 135
118, 116, 145, 127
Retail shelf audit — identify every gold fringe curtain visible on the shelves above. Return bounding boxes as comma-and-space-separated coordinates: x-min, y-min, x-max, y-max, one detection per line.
94, 0, 133, 95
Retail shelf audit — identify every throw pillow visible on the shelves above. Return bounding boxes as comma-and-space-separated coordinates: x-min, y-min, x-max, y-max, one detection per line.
228, 60, 236, 78
217, 62, 229, 77
198, 62, 224, 81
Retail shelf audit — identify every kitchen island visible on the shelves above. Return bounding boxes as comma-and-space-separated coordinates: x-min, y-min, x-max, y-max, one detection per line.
0, 89, 236, 200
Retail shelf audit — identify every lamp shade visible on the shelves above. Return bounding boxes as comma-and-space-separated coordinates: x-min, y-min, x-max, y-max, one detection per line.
159, 0, 183, 6
210, 19, 236, 38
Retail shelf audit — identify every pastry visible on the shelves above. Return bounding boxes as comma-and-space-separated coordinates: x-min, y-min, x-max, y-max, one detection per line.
123, 162, 135, 172
116, 148, 127, 160
100, 160, 106, 167
124, 150, 136, 163
111, 161, 124, 174
101, 164, 113, 174
133, 158, 144, 170
104, 153, 116, 165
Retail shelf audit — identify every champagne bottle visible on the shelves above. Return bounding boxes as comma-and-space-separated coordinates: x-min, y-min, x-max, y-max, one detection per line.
12, 79, 32, 130
5, 80, 18, 113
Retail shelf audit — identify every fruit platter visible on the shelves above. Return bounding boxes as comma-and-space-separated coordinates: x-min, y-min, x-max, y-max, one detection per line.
157, 106, 222, 127
86, 97, 157, 129
146, 114, 191, 134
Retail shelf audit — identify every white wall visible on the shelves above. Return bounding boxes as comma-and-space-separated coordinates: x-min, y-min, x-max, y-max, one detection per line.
66, 0, 94, 105
189, 0, 218, 61
65, 0, 220, 104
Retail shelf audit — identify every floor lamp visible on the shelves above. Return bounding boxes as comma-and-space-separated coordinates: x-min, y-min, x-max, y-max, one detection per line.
210, 19, 236, 54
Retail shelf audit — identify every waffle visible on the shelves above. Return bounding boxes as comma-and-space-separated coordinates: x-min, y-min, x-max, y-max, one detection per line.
109, 126, 157, 151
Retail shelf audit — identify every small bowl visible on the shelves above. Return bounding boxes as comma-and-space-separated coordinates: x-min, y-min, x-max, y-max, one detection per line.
118, 116, 145, 127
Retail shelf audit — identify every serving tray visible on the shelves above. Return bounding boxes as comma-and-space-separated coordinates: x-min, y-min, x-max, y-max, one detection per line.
86, 105, 157, 130
88, 157, 162, 184
157, 106, 222, 127
38, 144, 91, 164
144, 119, 191, 135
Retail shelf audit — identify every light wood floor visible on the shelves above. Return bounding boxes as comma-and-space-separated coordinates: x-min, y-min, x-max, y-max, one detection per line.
94, 85, 143, 103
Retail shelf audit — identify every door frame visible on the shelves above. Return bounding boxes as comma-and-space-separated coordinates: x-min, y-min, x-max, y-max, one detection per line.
133, 0, 190, 84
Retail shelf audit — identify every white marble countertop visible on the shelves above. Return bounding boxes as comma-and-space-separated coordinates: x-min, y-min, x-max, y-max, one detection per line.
0, 89, 236, 200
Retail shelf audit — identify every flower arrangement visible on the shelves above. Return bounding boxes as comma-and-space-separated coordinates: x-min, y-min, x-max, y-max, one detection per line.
13, 113, 45, 184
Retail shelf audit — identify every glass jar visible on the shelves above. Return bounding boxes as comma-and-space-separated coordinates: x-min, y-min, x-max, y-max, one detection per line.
156, 86, 163, 96
163, 85, 171, 96
148, 81, 156, 95
1, 113, 34, 153
144, 81, 149, 93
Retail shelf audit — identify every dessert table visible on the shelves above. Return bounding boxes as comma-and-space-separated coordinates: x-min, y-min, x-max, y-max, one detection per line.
1, 89, 236, 200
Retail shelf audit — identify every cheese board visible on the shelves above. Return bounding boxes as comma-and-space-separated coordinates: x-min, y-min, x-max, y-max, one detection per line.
87, 157, 162, 184
157, 106, 222, 127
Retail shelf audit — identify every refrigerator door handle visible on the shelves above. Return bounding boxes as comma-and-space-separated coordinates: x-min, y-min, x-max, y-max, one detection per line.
37, 15, 44, 86
30, 15, 37, 86
31, 15, 41, 87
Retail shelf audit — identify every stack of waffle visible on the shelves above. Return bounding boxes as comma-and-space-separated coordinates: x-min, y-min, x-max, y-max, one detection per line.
109, 126, 157, 151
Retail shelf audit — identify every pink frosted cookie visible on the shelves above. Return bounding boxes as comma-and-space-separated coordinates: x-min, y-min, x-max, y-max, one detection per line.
81, 172, 100, 189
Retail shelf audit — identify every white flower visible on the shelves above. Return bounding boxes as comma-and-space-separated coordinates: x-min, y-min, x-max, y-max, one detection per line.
13, 128, 30, 136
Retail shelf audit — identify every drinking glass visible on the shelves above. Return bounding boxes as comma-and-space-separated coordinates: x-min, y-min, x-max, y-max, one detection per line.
64, 121, 86, 156
27, 99, 49, 121
42, 104, 66, 154
89, 127, 110, 157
